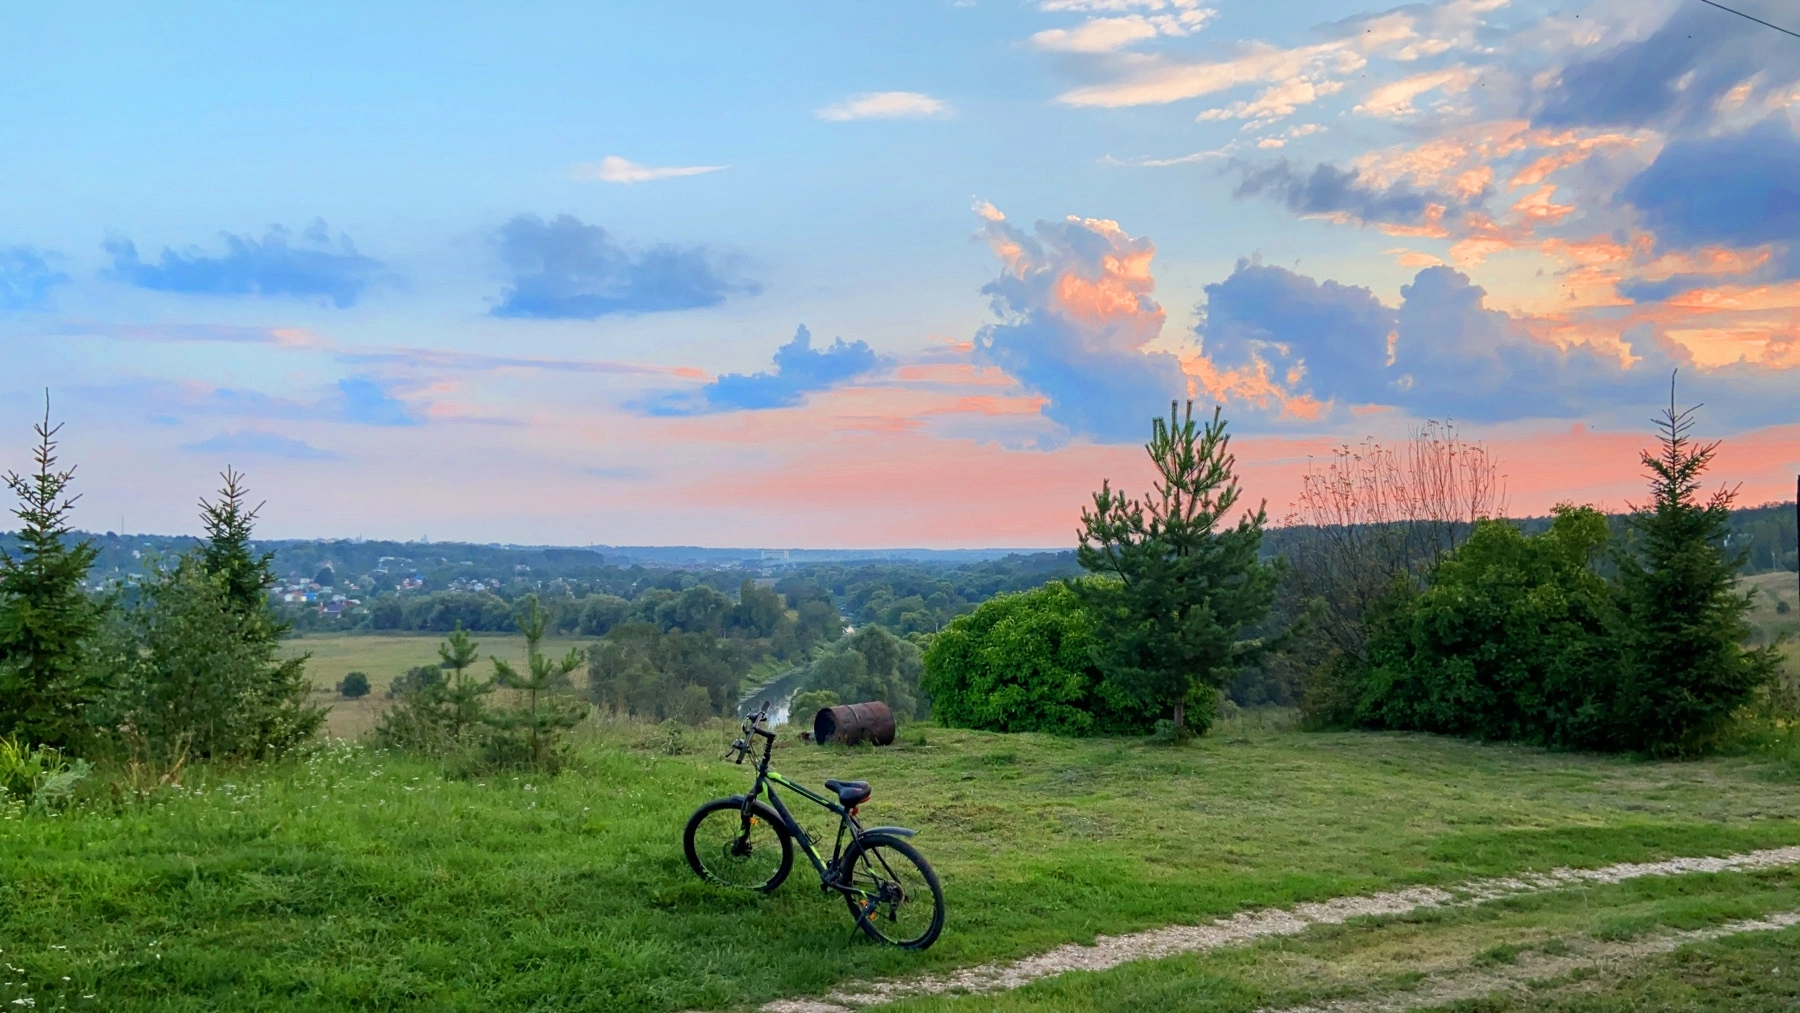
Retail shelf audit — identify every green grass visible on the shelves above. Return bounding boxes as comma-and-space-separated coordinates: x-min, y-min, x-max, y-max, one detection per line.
3, 717, 1800, 1011
882, 870, 1800, 1012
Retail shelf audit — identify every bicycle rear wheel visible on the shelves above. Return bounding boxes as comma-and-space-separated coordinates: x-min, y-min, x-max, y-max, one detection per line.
684, 797, 793, 893
840, 833, 944, 949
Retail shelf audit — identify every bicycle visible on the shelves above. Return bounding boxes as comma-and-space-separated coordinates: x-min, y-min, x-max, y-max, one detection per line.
682, 701, 945, 950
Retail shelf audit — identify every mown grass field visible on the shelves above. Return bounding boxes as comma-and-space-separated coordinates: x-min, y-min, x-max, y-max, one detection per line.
1746, 571, 1800, 685
282, 633, 600, 739
4, 711, 1800, 1012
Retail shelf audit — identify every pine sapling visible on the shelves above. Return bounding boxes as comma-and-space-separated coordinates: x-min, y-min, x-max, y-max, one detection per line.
490, 595, 586, 769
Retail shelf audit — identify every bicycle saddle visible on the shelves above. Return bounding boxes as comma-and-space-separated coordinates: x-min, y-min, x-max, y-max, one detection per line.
824, 779, 872, 806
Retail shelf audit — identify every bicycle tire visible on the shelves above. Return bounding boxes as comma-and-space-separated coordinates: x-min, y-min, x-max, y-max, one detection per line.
840, 833, 944, 949
684, 796, 793, 893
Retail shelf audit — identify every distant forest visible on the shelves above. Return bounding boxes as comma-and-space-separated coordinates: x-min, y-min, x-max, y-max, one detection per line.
8, 500, 1793, 640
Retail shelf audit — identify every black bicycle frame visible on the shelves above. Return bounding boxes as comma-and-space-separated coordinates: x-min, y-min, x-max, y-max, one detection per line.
742, 727, 860, 885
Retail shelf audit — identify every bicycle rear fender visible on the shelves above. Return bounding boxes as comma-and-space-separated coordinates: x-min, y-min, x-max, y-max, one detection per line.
859, 825, 917, 838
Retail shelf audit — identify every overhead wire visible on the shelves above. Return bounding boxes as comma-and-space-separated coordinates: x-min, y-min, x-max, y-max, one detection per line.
1693, 0, 1800, 40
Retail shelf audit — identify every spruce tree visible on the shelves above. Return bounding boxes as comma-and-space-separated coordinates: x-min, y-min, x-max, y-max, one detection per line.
0, 398, 106, 749
1077, 401, 1277, 737
170, 468, 320, 758
1611, 379, 1780, 755
198, 468, 277, 617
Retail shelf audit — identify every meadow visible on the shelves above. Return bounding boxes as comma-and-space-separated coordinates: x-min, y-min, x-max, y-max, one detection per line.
49, 580, 1782, 1011
284, 632, 601, 739
1746, 571, 1800, 679
4, 711, 1800, 1012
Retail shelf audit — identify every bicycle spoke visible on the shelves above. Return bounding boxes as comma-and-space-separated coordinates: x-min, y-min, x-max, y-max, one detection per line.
691, 808, 785, 890
845, 840, 939, 946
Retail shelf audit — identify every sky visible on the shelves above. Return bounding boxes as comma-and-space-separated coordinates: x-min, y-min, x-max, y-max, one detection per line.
1, 0, 1797, 548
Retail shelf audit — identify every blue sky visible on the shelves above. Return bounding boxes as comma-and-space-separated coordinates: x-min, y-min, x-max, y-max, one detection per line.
2, 0, 1796, 546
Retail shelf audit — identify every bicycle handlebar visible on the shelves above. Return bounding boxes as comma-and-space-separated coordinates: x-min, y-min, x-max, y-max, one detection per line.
728, 700, 774, 763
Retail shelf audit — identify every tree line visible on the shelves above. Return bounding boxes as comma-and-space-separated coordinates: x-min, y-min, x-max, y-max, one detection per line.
923, 386, 1789, 755
0, 406, 316, 800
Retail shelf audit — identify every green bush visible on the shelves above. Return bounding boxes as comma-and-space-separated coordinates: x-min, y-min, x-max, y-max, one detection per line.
796, 625, 923, 718
922, 582, 1153, 735
388, 665, 443, 699
115, 551, 321, 762
338, 671, 371, 698
788, 689, 840, 727
1359, 507, 1619, 748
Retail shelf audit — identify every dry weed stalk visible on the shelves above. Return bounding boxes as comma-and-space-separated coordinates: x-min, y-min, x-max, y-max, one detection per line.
1283, 421, 1506, 666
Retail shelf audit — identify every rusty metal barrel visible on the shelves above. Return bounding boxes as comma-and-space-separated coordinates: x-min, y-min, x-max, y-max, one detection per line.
812, 701, 895, 746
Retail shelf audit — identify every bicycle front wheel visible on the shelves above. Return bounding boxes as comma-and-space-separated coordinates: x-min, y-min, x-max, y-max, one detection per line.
841, 833, 944, 949
684, 797, 793, 893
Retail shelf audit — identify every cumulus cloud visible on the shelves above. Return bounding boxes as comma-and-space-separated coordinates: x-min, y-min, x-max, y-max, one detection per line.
815, 92, 950, 121
1200, 260, 1396, 406
571, 156, 727, 184
1197, 259, 1799, 428
970, 208, 1189, 442
490, 214, 760, 319
103, 220, 380, 308
0, 245, 68, 312
181, 430, 339, 460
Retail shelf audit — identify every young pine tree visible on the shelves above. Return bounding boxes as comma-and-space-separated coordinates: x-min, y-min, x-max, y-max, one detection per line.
437, 624, 491, 742
1077, 401, 1278, 738
490, 595, 586, 769
1611, 380, 1780, 756
0, 399, 106, 750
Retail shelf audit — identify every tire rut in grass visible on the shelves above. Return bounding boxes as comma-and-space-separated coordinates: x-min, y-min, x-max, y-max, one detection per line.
1264, 910, 1800, 1013
749, 845, 1800, 1013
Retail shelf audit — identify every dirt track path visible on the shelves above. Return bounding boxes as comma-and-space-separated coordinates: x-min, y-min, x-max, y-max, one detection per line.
752, 845, 1800, 1013
1267, 911, 1800, 1013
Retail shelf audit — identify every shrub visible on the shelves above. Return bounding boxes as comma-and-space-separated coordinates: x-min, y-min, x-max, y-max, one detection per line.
338, 671, 371, 698
116, 552, 321, 762
789, 689, 840, 726
388, 665, 443, 699
1358, 507, 1619, 748
922, 582, 1153, 735
1778, 598, 1792, 616
797, 625, 923, 717
110, 470, 321, 764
